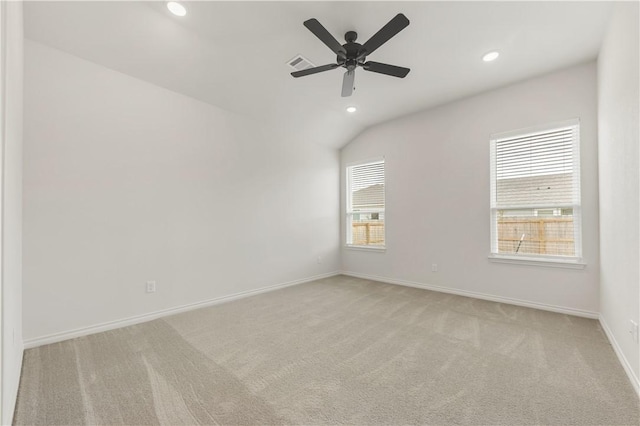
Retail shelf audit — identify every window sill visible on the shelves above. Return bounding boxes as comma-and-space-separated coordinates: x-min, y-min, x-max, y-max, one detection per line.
488, 254, 585, 269
344, 245, 386, 252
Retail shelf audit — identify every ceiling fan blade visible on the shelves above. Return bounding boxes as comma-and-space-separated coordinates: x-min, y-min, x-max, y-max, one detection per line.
363, 61, 410, 78
291, 63, 340, 78
341, 70, 355, 97
303, 19, 347, 59
359, 14, 410, 58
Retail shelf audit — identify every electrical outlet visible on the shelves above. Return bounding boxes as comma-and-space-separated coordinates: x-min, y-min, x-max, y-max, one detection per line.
630, 320, 639, 343
431, 263, 438, 272
146, 281, 156, 293
317, 256, 322, 264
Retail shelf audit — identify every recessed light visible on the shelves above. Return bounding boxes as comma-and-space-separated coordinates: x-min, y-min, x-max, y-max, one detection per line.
346, 106, 357, 113
482, 51, 500, 62
167, 1, 187, 17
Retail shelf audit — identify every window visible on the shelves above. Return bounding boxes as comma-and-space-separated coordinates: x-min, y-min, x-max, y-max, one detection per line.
490, 120, 582, 264
346, 159, 385, 248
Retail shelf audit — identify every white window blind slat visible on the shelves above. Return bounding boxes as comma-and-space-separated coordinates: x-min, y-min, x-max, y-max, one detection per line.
497, 128, 573, 144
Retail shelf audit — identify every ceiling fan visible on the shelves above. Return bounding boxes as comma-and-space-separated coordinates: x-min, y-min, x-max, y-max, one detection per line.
291, 14, 411, 97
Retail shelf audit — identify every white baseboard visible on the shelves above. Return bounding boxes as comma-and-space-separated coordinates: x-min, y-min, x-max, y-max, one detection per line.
599, 315, 640, 398
341, 271, 599, 319
23, 271, 340, 349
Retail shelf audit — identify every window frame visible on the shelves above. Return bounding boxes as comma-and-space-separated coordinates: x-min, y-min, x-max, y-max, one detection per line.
489, 119, 585, 268
345, 158, 386, 250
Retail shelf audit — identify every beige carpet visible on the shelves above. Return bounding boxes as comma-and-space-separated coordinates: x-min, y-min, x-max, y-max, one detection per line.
14, 275, 640, 425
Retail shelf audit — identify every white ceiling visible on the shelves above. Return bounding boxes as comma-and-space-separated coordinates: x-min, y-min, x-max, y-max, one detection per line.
24, 1, 612, 148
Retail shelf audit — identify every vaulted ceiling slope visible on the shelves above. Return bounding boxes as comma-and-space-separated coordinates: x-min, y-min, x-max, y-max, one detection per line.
25, 1, 612, 149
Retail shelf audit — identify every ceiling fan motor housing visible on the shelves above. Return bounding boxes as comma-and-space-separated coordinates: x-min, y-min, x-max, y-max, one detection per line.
340, 32, 365, 70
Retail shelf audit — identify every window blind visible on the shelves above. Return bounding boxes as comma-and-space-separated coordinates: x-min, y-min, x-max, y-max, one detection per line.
490, 121, 581, 260
346, 160, 385, 247
349, 161, 385, 211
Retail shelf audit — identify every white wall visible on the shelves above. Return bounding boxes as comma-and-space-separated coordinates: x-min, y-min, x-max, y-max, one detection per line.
23, 41, 340, 342
0, 1, 23, 423
597, 2, 639, 392
341, 62, 600, 316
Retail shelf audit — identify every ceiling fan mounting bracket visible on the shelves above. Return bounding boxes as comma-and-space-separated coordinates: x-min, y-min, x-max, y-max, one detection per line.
344, 31, 358, 43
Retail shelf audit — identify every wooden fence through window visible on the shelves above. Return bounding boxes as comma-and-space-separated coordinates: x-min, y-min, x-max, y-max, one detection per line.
351, 217, 574, 255
352, 222, 385, 246
498, 217, 575, 256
